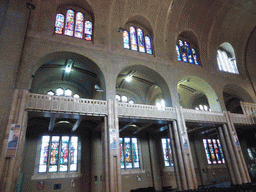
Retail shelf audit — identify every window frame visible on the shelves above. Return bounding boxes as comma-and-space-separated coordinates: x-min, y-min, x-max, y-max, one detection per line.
32, 134, 82, 180
203, 138, 225, 165
54, 6, 93, 41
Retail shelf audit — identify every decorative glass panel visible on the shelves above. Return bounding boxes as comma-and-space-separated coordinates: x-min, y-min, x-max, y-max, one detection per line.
132, 138, 140, 168
124, 138, 132, 169
176, 45, 181, 61
64, 9, 75, 36
137, 28, 145, 53
49, 136, 60, 172
70, 136, 78, 171
55, 14, 64, 35
185, 41, 194, 64
74, 12, 84, 39
203, 139, 225, 165
123, 30, 130, 49
119, 138, 124, 169
217, 139, 225, 163
60, 136, 69, 172
38, 136, 50, 173
203, 139, 212, 164
179, 40, 188, 62
161, 138, 170, 167
130, 26, 137, 51
84, 21, 92, 41
191, 48, 199, 65
145, 36, 152, 54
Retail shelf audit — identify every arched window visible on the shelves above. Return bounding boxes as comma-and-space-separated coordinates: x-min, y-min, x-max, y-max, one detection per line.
195, 104, 210, 111
115, 95, 121, 101
56, 88, 64, 96
123, 26, 153, 55
217, 48, 238, 74
176, 39, 199, 65
121, 96, 128, 103
55, 8, 93, 41
47, 90, 55, 96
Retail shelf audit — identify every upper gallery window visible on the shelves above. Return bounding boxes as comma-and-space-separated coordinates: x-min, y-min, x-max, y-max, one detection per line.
55, 9, 93, 41
119, 137, 140, 169
195, 104, 211, 111
203, 139, 225, 165
123, 26, 153, 54
176, 39, 199, 65
47, 88, 79, 98
217, 49, 238, 74
38, 135, 78, 173
161, 138, 174, 167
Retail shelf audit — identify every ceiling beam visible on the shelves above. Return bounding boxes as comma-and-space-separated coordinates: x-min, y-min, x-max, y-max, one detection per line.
132, 123, 153, 135
119, 122, 134, 132
71, 117, 83, 132
48, 114, 57, 131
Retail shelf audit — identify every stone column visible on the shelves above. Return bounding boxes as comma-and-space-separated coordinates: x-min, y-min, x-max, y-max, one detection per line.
168, 124, 182, 191
0, 89, 28, 192
175, 106, 198, 190
217, 126, 236, 184
106, 100, 121, 192
224, 111, 251, 183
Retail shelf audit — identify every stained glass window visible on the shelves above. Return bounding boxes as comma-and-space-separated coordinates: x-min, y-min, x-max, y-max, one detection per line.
84, 21, 92, 41
130, 26, 138, 51
137, 28, 145, 53
74, 12, 84, 39
145, 36, 152, 54
38, 135, 78, 173
203, 139, 225, 165
55, 14, 64, 35
217, 49, 238, 74
161, 138, 174, 167
176, 39, 199, 65
64, 9, 75, 36
123, 30, 130, 49
119, 137, 140, 169
55, 9, 93, 41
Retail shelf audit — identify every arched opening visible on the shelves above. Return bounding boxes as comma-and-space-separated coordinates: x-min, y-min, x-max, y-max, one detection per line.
177, 76, 221, 112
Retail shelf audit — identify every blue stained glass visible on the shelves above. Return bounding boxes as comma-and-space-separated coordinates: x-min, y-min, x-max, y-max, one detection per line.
137, 28, 145, 53
49, 136, 60, 172
185, 41, 194, 64
176, 45, 181, 61
64, 9, 75, 36
132, 138, 139, 168
119, 138, 124, 169
145, 36, 152, 54
179, 40, 188, 62
70, 136, 78, 171
130, 26, 137, 51
55, 14, 64, 35
123, 30, 130, 49
192, 48, 199, 64
38, 136, 50, 173
124, 138, 132, 168
217, 140, 225, 163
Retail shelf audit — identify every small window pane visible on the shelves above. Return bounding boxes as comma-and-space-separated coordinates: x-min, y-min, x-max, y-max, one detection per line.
73, 94, 80, 98
176, 45, 182, 61
56, 88, 64, 96
124, 138, 132, 169
116, 95, 121, 101
121, 96, 127, 103
185, 41, 194, 64
70, 136, 78, 171
130, 26, 138, 51
129, 100, 134, 104
179, 40, 188, 62
64, 9, 75, 36
74, 12, 84, 39
123, 30, 130, 49
84, 21, 92, 41
132, 138, 139, 168
60, 136, 69, 172
191, 48, 199, 65
47, 91, 54, 96
38, 136, 50, 173
137, 28, 145, 53
49, 136, 60, 172
55, 14, 64, 35
65, 89, 72, 97
119, 138, 124, 169
145, 36, 152, 54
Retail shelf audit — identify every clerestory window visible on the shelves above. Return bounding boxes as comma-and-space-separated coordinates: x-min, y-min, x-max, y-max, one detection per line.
123, 26, 153, 55
55, 8, 93, 41
217, 49, 238, 74
176, 39, 199, 65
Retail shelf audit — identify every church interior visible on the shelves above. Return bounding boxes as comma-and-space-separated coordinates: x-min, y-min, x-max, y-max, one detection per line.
1, 0, 256, 191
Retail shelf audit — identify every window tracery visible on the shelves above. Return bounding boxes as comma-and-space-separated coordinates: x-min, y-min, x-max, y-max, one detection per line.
55, 8, 93, 41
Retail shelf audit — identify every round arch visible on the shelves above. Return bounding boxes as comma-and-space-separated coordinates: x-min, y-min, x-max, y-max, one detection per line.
116, 65, 172, 107
30, 52, 106, 100
177, 76, 221, 112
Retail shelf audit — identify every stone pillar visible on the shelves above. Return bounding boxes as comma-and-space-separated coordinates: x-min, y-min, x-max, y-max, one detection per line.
175, 106, 198, 190
0, 89, 28, 192
106, 100, 121, 192
224, 111, 251, 183
148, 137, 162, 190
168, 124, 182, 191
217, 126, 236, 184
